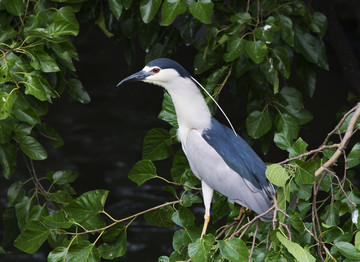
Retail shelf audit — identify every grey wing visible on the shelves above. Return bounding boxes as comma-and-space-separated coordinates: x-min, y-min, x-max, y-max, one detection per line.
185, 129, 273, 220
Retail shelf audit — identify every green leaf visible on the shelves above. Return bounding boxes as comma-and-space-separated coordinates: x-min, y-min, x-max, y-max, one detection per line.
295, 160, 317, 185
16, 135, 47, 160
347, 143, 360, 169
1, 207, 19, 248
340, 112, 360, 133
82, 214, 106, 230
25, 49, 60, 73
47, 170, 78, 185
223, 36, 245, 62
144, 205, 175, 228
161, 0, 187, 26
280, 86, 303, 109
13, 107, 41, 126
0, 118, 15, 143
48, 246, 68, 262
158, 256, 169, 262
23, 73, 58, 102
6, 0, 25, 16
0, 143, 17, 179
295, 56, 316, 97
321, 205, 339, 226
246, 110, 272, 138
230, 12, 251, 24
128, 160, 157, 186
276, 232, 315, 262
279, 15, 294, 46
173, 229, 191, 253
49, 241, 100, 262
109, 0, 123, 20
51, 40, 78, 71
294, 25, 328, 70
298, 184, 312, 200
355, 231, 360, 250
274, 128, 293, 151
98, 224, 127, 259
182, 193, 202, 207
266, 164, 289, 187
188, 234, 215, 262
288, 210, 304, 232
140, 0, 162, 23
254, 25, 275, 44
0, 90, 17, 119
0, 26, 16, 44
334, 242, 360, 260
289, 137, 308, 158
277, 187, 288, 222
7, 181, 25, 206
189, 0, 214, 24
63, 190, 109, 222
46, 190, 73, 204
145, 43, 165, 63
14, 220, 50, 254
259, 59, 279, 93
159, 90, 177, 127
50, 6, 79, 36
245, 40, 268, 64
95, 10, 114, 38
272, 46, 291, 79
212, 193, 230, 223
41, 125, 64, 148
67, 78, 91, 104
42, 210, 73, 229
171, 150, 199, 187
172, 205, 195, 228
142, 128, 173, 160
280, 87, 313, 125
194, 50, 221, 74
51, 0, 87, 2
313, 12, 327, 38
218, 238, 249, 262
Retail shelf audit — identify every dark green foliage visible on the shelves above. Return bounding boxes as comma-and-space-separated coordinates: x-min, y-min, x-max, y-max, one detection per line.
1, 0, 360, 261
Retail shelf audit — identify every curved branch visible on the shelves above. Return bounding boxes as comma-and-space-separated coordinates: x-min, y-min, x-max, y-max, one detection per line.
315, 102, 360, 176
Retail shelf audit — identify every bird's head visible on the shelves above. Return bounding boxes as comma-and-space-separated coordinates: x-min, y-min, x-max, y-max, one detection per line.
117, 58, 192, 88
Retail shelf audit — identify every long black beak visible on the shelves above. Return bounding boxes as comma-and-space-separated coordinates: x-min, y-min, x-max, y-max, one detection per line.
116, 70, 151, 87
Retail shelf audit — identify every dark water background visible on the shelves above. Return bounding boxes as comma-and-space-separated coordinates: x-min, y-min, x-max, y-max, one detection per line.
1, 15, 360, 262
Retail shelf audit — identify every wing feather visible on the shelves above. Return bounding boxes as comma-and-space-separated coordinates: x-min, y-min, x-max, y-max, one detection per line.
201, 117, 274, 198
185, 125, 274, 221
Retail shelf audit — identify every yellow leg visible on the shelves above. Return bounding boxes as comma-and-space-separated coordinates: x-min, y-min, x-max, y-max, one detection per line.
200, 181, 213, 238
201, 212, 210, 237
234, 206, 247, 221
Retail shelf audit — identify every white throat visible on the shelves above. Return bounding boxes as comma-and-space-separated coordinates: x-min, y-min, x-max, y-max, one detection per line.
162, 77, 212, 144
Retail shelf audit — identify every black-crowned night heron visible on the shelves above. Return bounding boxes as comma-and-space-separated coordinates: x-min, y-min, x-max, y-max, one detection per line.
117, 58, 275, 236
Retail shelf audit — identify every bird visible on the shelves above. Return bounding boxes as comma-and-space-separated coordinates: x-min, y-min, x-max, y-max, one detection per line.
117, 58, 275, 236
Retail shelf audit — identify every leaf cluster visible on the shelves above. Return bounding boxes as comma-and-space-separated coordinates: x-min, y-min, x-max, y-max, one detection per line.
0, 1, 90, 180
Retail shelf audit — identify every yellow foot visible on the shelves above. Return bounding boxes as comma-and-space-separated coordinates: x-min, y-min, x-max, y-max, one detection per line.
201, 213, 210, 237
234, 207, 252, 221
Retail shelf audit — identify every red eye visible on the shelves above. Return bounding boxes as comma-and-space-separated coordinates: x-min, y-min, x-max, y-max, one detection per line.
153, 68, 160, 73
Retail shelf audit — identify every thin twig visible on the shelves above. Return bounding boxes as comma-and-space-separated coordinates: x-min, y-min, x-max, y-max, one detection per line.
328, 169, 356, 206
280, 222, 291, 241
315, 102, 360, 176
230, 206, 275, 239
312, 181, 324, 260
65, 200, 182, 235
248, 220, 259, 262
278, 144, 339, 165
319, 104, 358, 148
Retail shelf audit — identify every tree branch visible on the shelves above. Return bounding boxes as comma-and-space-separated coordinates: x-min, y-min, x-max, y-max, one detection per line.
315, 102, 360, 176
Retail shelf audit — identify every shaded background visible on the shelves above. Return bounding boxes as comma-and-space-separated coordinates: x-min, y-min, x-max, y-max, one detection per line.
1, 1, 360, 261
